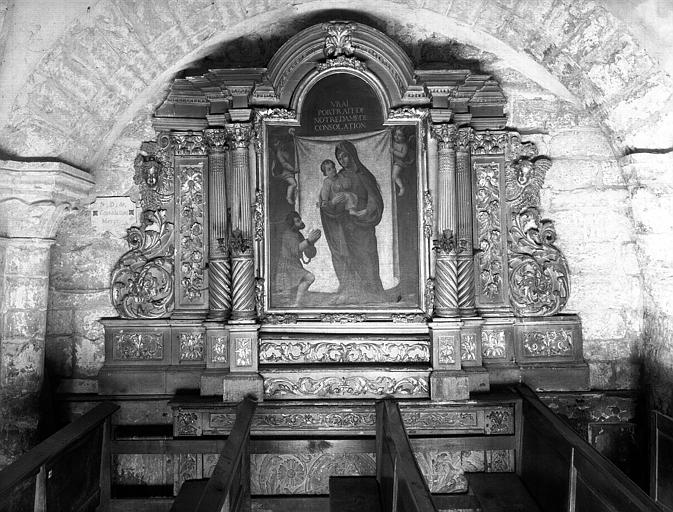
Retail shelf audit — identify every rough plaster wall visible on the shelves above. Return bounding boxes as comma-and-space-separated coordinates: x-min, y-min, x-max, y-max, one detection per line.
0, 1, 671, 405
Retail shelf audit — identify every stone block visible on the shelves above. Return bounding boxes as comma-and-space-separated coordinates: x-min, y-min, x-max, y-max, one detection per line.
544, 158, 622, 191
51, 236, 127, 290
4, 310, 46, 340
72, 335, 105, 378
520, 363, 590, 391
583, 337, 633, 362
621, 153, 673, 188
46, 308, 73, 336
588, 360, 640, 390
631, 189, 673, 233
223, 373, 264, 402
465, 367, 490, 394
4, 243, 50, 276
45, 335, 74, 378
548, 128, 615, 159
430, 370, 469, 400
4, 276, 49, 310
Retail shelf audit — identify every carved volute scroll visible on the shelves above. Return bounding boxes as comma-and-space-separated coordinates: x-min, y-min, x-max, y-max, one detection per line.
505, 134, 570, 316
111, 209, 175, 318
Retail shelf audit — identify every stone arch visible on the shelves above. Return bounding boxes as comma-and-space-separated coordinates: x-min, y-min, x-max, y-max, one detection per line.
2, 0, 671, 173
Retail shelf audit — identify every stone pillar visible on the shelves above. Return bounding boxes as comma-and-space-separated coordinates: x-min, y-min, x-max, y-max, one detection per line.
0, 161, 94, 467
431, 123, 459, 318
456, 128, 477, 317
205, 129, 231, 321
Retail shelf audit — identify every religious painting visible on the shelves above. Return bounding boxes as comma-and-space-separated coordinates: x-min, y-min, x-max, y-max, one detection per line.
265, 73, 422, 311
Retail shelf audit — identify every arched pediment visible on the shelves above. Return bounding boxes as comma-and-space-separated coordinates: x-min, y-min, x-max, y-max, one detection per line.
260, 21, 427, 109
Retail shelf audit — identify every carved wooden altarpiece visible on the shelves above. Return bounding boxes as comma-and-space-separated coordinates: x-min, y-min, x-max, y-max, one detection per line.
100, 21, 588, 402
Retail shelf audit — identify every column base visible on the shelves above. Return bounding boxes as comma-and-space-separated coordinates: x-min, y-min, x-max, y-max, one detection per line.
430, 370, 469, 401
223, 373, 264, 402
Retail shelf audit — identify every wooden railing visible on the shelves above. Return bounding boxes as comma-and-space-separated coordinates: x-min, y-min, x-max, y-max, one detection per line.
651, 409, 673, 511
171, 395, 257, 512
376, 397, 438, 512
0, 401, 118, 512
516, 385, 657, 512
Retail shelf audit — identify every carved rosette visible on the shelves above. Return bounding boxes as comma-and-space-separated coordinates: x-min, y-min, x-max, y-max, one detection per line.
133, 135, 174, 210
111, 209, 175, 319
178, 164, 205, 302
508, 208, 570, 316
474, 162, 503, 301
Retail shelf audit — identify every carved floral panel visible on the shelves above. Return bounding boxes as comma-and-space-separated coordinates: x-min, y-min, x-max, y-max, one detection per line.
474, 162, 504, 302
263, 374, 429, 399
259, 340, 429, 364
211, 336, 227, 364
234, 337, 252, 367
522, 329, 573, 357
461, 334, 477, 362
482, 330, 507, 359
179, 332, 204, 361
437, 335, 456, 365
113, 332, 164, 360
178, 163, 205, 304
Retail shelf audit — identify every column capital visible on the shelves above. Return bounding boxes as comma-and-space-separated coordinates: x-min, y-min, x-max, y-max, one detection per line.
0, 160, 95, 238
431, 123, 457, 151
225, 123, 253, 149
204, 128, 228, 152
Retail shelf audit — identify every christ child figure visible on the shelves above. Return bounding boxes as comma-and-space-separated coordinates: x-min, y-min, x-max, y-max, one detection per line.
319, 159, 365, 217
392, 127, 410, 196
272, 139, 298, 205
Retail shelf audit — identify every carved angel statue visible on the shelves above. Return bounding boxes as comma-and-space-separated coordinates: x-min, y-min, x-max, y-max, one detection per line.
322, 22, 356, 58
505, 157, 551, 212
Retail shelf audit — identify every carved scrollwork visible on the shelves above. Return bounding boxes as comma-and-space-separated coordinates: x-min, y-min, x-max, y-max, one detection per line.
505, 157, 551, 212
254, 188, 264, 242
179, 164, 205, 302
317, 56, 366, 71
424, 278, 435, 315
172, 132, 208, 155
255, 277, 265, 318
320, 313, 366, 323
111, 209, 174, 319
322, 21, 356, 58
508, 207, 570, 316
471, 131, 508, 155
474, 163, 503, 300
263, 314, 298, 324
133, 138, 174, 209
264, 375, 429, 398
388, 107, 429, 120
422, 190, 433, 238
259, 341, 429, 363
391, 313, 427, 323
255, 108, 297, 121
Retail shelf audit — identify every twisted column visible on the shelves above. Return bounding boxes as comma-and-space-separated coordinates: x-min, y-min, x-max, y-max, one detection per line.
226, 124, 256, 322
431, 124, 459, 318
456, 128, 476, 317
205, 129, 231, 320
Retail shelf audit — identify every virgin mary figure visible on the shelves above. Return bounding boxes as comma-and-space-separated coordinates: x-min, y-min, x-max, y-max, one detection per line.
319, 140, 385, 304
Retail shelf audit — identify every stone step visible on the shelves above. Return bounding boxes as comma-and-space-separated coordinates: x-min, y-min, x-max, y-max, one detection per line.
260, 367, 431, 400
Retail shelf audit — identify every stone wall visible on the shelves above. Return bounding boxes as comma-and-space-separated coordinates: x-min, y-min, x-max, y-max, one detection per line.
0, 0, 672, 442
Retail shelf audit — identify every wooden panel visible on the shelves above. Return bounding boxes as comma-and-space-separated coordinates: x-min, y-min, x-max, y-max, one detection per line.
0, 476, 36, 512
329, 476, 381, 512
652, 410, 673, 512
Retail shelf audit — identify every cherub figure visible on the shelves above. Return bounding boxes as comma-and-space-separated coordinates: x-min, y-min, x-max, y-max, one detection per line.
318, 159, 366, 217
271, 138, 297, 205
391, 127, 412, 196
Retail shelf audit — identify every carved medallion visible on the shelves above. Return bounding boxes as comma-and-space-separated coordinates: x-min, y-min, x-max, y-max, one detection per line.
508, 208, 570, 316
110, 209, 175, 319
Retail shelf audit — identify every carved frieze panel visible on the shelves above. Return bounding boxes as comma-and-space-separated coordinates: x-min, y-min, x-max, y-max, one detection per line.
484, 408, 514, 434
263, 372, 429, 399
171, 132, 207, 155
259, 340, 429, 364
508, 208, 570, 316
208, 411, 377, 434
175, 411, 200, 436
471, 131, 507, 155
210, 336, 227, 364
438, 335, 456, 365
112, 332, 164, 361
486, 450, 514, 472
474, 162, 504, 303
110, 209, 175, 319
174, 453, 200, 495
403, 411, 478, 431
179, 332, 204, 361
522, 329, 573, 358
234, 337, 253, 367
415, 451, 468, 493
177, 163, 206, 304
250, 453, 375, 495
